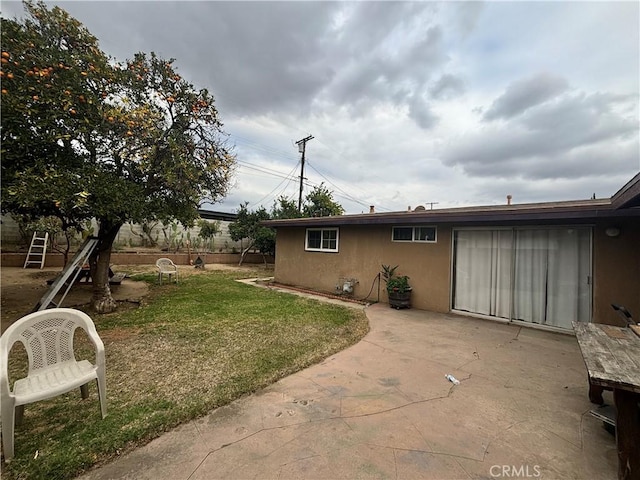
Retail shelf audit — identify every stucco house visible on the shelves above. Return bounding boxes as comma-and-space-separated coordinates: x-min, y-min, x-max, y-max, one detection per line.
264, 173, 640, 332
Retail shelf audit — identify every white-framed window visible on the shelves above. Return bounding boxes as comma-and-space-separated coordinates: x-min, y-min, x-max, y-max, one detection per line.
305, 228, 339, 252
392, 226, 437, 243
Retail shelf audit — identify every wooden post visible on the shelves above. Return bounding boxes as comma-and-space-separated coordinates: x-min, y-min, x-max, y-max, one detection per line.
614, 388, 640, 480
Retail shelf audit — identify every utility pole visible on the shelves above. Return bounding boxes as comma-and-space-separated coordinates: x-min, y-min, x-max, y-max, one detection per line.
296, 135, 314, 212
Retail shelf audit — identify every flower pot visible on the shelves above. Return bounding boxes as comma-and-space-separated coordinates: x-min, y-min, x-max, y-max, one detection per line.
388, 288, 412, 309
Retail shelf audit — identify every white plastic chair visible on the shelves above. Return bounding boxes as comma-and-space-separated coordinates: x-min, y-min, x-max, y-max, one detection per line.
1, 308, 106, 462
156, 258, 178, 285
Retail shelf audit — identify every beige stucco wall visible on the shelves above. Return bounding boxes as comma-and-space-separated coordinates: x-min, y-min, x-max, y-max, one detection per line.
273, 225, 452, 312
593, 219, 640, 326
274, 220, 640, 324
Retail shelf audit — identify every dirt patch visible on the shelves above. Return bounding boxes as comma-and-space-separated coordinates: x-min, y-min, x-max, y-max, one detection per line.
0, 266, 150, 332
0, 263, 273, 332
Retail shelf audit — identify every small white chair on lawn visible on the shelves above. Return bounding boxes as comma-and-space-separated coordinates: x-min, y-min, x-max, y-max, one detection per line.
156, 258, 178, 285
0, 308, 107, 462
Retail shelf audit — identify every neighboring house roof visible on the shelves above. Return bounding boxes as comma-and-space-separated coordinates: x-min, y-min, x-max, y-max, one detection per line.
198, 209, 238, 222
263, 174, 640, 228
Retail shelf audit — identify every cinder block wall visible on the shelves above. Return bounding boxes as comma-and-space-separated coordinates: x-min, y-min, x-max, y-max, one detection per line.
0, 215, 243, 252
1, 252, 273, 267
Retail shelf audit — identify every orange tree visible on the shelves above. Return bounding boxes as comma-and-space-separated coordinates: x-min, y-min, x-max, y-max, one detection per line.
1, 1, 235, 312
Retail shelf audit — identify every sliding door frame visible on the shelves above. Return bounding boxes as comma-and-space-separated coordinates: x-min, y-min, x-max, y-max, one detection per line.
450, 225, 593, 333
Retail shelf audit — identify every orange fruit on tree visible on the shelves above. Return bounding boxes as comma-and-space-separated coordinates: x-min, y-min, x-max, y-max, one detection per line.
1, 52, 9, 59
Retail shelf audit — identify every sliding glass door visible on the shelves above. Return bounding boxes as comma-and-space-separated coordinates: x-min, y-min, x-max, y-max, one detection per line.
453, 230, 512, 319
453, 227, 591, 330
512, 229, 591, 328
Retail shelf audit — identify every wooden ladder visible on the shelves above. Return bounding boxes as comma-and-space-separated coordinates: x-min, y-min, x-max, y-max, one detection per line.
33, 237, 100, 311
23, 232, 49, 269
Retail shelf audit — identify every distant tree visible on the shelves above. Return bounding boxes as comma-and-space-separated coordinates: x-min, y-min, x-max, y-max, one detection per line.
197, 219, 220, 252
1, 2, 235, 312
271, 196, 302, 220
302, 183, 344, 217
228, 188, 344, 265
228, 203, 274, 265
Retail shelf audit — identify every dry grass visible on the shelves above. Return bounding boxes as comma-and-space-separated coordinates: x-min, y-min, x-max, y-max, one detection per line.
3, 268, 369, 480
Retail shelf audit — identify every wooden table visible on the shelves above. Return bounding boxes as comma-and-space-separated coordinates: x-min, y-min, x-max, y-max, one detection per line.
573, 322, 640, 480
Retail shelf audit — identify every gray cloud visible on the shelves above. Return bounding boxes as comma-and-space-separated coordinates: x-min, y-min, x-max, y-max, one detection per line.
429, 74, 466, 100
50, 1, 338, 116
318, 18, 447, 125
409, 96, 439, 129
51, 1, 449, 128
4, 1, 637, 213
450, 1, 486, 38
444, 90, 638, 180
483, 72, 569, 121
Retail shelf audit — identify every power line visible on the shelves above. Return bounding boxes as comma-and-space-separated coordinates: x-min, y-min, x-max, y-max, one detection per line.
311, 136, 398, 210
249, 161, 300, 209
299, 178, 376, 211
232, 132, 394, 212
236, 160, 297, 181
230, 134, 299, 162
305, 160, 393, 212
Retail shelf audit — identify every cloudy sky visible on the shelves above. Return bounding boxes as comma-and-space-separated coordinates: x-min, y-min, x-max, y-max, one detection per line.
3, 1, 639, 214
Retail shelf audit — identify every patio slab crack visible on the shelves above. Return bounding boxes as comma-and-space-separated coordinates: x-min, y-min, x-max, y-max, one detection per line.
187, 390, 458, 479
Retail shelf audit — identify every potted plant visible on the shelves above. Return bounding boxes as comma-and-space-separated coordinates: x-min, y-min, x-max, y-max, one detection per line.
381, 264, 412, 309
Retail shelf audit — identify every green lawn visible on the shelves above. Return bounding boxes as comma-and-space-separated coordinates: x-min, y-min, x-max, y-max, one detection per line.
3, 268, 369, 480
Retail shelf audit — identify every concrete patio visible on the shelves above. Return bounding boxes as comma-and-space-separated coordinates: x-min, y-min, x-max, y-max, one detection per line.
79, 302, 617, 479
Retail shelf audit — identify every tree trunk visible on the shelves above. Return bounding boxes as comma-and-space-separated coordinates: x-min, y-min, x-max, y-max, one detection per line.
62, 229, 72, 266
238, 241, 254, 266
90, 220, 122, 313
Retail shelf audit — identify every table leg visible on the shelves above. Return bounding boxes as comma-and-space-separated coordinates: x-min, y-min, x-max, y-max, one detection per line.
613, 388, 640, 480
589, 383, 605, 404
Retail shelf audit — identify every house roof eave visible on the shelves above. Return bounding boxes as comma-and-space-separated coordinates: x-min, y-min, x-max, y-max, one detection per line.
610, 172, 640, 210
262, 201, 640, 228
262, 174, 640, 229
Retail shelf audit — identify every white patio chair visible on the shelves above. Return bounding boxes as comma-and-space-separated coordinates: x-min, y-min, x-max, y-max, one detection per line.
1, 308, 107, 462
156, 257, 178, 285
